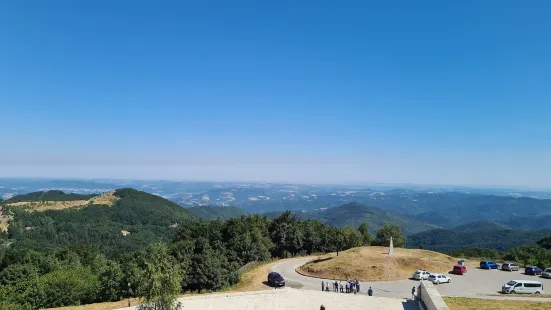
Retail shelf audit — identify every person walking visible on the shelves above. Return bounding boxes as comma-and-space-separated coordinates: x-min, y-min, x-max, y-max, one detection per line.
345, 281, 350, 294
368, 286, 373, 296
411, 286, 416, 300
326, 282, 329, 292
340, 281, 343, 293
334, 280, 338, 293
356, 279, 360, 293
321, 281, 324, 292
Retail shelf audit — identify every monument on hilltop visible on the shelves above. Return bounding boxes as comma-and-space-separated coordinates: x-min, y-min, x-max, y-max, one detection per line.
388, 236, 395, 255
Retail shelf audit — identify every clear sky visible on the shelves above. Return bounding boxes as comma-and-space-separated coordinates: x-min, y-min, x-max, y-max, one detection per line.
1, 1, 550, 187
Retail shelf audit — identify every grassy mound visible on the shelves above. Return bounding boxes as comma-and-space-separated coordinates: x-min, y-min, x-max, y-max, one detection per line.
298, 246, 461, 281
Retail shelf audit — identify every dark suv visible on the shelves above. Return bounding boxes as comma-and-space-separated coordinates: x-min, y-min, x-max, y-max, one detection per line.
267, 271, 285, 287
525, 266, 543, 276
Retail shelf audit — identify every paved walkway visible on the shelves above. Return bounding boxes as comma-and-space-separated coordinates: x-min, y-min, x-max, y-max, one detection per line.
117, 288, 418, 310
271, 257, 551, 302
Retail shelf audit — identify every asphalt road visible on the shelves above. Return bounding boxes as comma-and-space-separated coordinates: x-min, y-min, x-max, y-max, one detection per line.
270, 257, 551, 302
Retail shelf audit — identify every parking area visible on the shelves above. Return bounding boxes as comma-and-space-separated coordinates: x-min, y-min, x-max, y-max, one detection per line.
432, 267, 551, 297
271, 258, 551, 300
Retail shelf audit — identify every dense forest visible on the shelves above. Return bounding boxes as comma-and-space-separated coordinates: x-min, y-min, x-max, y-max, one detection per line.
0, 189, 401, 309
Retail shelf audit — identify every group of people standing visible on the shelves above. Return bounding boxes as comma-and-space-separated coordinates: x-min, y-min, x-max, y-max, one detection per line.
321, 279, 373, 296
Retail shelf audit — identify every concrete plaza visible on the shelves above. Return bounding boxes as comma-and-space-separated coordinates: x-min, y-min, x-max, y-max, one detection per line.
118, 287, 417, 310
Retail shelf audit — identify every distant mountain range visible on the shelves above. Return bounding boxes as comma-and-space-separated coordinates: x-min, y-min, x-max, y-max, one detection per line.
3, 179, 551, 254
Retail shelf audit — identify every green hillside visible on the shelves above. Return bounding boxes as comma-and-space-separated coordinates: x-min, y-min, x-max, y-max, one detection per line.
188, 205, 247, 220
407, 223, 551, 252
310, 202, 436, 235
2, 188, 192, 255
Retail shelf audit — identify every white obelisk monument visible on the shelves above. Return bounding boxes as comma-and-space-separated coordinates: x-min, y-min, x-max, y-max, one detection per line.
388, 236, 395, 255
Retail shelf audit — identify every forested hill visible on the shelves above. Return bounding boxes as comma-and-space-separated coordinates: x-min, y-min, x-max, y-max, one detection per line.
309, 202, 435, 235
3, 190, 97, 203
2, 188, 192, 256
188, 205, 247, 220
407, 223, 551, 252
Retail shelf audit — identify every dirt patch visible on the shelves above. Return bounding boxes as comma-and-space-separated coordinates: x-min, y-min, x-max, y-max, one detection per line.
444, 297, 551, 310
48, 298, 142, 310
89, 191, 118, 206
7, 200, 90, 211
5, 191, 119, 212
298, 246, 468, 281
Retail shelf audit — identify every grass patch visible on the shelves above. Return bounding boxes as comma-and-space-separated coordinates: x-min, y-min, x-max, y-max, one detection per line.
490, 294, 551, 298
444, 297, 551, 310
298, 246, 464, 281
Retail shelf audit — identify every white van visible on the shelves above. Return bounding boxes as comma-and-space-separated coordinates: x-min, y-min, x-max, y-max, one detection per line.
502, 280, 544, 294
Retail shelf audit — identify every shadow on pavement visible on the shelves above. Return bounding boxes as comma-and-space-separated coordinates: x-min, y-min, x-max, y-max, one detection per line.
401, 299, 419, 310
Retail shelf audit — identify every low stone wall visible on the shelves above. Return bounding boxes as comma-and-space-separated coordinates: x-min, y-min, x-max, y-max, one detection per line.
418, 280, 449, 310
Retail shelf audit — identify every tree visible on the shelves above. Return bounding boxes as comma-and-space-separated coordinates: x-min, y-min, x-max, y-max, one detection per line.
357, 222, 371, 246
269, 211, 303, 258
98, 260, 123, 302
186, 238, 239, 293
537, 236, 551, 250
39, 267, 99, 308
329, 227, 345, 256
374, 223, 405, 247
137, 243, 183, 310
342, 227, 363, 249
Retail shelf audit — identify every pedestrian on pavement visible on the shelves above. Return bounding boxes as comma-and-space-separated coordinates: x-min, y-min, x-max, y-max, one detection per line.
321, 281, 324, 292
334, 280, 338, 293
356, 279, 360, 293
326, 283, 329, 292
340, 281, 344, 293
345, 281, 350, 293
368, 287, 373, 296
412, 286, 416, 300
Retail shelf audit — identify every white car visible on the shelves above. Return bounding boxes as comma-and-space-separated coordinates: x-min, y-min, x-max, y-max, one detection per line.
428, 274, 451, 284
412, 270, 431, 280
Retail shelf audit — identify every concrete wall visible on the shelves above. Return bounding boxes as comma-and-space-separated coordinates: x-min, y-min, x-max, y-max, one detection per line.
418, 280, 449, 310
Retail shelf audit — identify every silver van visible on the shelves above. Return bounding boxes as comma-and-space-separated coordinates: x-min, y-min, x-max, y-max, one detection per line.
502, 280, 543, 294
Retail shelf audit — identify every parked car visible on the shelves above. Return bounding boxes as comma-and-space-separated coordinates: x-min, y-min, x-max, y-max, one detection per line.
267, 271, 285, 287
428, 273, 451, 284
502, 262, 520, 271
480, 260, 500, 269
452, 265, 467, 275
525, 266, 543, 276
412, 269, 431, 280
542, 268, 551, 279
502, 280, 544, 294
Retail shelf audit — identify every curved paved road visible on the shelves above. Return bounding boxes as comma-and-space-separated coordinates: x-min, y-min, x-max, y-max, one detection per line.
270, 257, 551, 302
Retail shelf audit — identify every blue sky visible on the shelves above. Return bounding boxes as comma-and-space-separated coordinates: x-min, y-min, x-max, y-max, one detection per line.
1, 1, 550, 187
